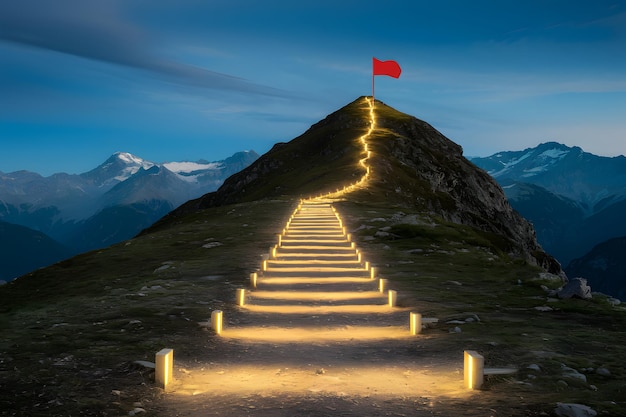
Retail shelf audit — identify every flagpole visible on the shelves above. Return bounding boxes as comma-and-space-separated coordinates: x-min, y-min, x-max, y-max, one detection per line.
372, 62, 375, 106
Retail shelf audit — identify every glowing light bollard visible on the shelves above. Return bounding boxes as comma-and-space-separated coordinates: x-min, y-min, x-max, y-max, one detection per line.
410, 312, 422, 335
346, 233, 352, 242
250, 272, 257, 288
269, 245, 277, 259
277, 234, 282, 247
357, 252, 362, 263
464, 350, 484, 390
211, 310, 223, 335
364, 261, 370, 271
378, 278, 388, 293
262, 259, 268, 272
351, 242, 356, 249
155, 348, 174, 390
370, 266, 376, 280
388, 290, 397, 307
236, 288, 246, 306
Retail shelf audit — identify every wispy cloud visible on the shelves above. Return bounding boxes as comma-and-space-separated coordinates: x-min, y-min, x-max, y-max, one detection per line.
0, 1, 290, 97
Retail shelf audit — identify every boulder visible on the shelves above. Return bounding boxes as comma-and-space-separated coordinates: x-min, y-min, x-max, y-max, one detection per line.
558, 278, 592, 300
554, 402, 597, 417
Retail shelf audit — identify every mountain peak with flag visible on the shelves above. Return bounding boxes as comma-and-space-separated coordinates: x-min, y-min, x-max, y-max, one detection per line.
372, 57, 401, 101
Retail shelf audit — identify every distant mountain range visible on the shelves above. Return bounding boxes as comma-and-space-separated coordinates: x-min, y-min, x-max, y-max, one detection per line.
471, 142, 626, 299
0, 150, 259, 281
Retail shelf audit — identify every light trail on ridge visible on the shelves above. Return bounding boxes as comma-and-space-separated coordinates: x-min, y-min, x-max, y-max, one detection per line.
308, 96, 375, 201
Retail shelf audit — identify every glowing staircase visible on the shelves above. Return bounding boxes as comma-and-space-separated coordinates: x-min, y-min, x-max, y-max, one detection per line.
221, 200, 412, 343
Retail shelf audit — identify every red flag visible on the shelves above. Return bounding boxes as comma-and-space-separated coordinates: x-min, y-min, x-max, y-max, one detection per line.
373, 57, 401, 78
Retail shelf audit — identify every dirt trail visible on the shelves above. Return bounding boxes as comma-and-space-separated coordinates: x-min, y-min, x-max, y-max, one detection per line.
157, 201, 478, 416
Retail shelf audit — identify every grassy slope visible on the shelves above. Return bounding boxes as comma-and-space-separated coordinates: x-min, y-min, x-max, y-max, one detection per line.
0, 200, 295, 416
2, 198, 624, 416
336, 199, 626, 415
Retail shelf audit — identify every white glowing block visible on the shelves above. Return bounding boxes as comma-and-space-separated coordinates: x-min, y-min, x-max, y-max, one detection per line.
351, 241, 356, 249
262, 260, 268, 272
271, 245, 277, 259
370, 267, 376, 279
364, 261, 370, 270
346, 233, 352, 242
388, 290, 397, 307
410, 312, 422, 335
155, 348, 173, 390
236, 288, 246, 306
211, 310, 223, 335
277, 234, 282, 247
357, 252, 362, 262
250, 272, 257, 288
378, 278, 388, 293
464, 350, 484, 390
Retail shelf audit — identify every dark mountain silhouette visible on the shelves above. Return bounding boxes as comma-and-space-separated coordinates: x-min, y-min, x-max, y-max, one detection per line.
566, 236, 626, 300
0, 220, 71, 282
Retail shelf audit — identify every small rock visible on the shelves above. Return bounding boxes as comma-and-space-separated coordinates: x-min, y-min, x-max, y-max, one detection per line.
589, 384, 598, 391
316, 368, 326, 375
111, 390, 121, 396
449, 326, 462, 333
561, 364, 587, 383
446, 320, 465, 325
443, 280, 462, 286
554, 402, 597, 417
129, 408, 146, 416
596, 367, 610, 377
558, 278, 592, 300
527, 364, 541, 372
133, 360, 156, 370
607, 297, 621, 306
153, 264, 170, 273
202, 242, 223, 249
534, 306, 553, 312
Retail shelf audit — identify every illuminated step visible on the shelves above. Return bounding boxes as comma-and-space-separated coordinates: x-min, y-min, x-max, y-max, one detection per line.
276, 254, 358, 261
249, 290, 383, 301
240, 304, 395, 314
265, 264, 365, 272
220, 325, 412, 343
269, 258, 359, 264
259, 276, 371, 285
277, 246, 354, 252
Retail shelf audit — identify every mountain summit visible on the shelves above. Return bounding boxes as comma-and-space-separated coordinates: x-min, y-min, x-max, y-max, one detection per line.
161, 97, 557, 272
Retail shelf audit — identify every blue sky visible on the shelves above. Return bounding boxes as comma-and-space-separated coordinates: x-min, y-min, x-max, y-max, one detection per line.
1, 0, 625, 176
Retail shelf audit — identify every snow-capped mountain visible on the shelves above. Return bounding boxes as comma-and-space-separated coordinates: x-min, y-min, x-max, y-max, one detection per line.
471, 142, 626, 212
0, 150, 259, 258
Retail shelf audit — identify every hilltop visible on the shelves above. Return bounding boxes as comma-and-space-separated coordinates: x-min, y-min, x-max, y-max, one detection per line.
1, 97, 625, 416
155, 97, 558, 274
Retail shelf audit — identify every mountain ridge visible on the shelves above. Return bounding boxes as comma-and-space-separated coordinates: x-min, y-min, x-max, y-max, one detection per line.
471, 142, 626, 214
